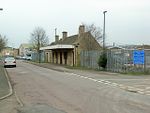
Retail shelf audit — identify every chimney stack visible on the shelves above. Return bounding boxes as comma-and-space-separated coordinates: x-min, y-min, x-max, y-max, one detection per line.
55, 35, 59, 42
79, 25, 85, 35
62, 31, 67, 40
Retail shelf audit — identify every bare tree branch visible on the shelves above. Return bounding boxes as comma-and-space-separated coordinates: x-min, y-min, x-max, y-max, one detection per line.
30, 27, 49, 52
83, 23, 102, 44
0, 34, 8, 52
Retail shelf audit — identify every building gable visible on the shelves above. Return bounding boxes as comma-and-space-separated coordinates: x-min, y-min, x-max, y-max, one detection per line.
76, 32, 102, 51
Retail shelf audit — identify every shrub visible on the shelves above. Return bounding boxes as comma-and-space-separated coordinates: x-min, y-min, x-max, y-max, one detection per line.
98, 53, 107, 69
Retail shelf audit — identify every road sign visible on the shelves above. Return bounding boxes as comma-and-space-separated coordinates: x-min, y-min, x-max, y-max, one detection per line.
133, 50, 145, 64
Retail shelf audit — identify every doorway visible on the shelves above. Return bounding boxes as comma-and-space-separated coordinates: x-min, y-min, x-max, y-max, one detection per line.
60, 52, 62, 64
64, 52, 67, 65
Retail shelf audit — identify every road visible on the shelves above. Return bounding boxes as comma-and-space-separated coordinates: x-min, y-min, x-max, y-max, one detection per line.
2, 60, 150, 113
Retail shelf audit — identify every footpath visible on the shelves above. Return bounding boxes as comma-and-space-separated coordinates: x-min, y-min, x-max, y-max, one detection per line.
27, 61, 119, 76
0, 64, 12, 100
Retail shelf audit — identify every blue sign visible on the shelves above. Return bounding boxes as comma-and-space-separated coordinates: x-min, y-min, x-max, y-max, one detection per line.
133, 50, 145, 64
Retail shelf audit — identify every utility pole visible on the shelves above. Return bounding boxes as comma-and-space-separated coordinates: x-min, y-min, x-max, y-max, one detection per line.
103, 11, 107, 51
37, 34, 40, 63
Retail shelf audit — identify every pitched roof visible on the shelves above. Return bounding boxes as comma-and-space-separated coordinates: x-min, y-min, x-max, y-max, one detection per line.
50, 34, 78, 45
49, 32, 102, 50
19, 43, 33, 48
137, 45, 150, 49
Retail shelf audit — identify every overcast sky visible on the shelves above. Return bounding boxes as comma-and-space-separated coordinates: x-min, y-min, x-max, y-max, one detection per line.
0, 0, 150, 48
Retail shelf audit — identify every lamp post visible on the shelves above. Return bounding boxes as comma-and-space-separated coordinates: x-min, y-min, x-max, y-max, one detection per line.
103, 11, 107, 51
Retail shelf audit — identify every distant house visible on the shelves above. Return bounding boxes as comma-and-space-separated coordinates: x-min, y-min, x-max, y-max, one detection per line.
13, 48, 19, 57
137, 45, 150, 50
40, 25, 102, 66
112, 45, 150, 50
19, 43, 33, 57
0, 47, 19, 57
1, 47, 14, 56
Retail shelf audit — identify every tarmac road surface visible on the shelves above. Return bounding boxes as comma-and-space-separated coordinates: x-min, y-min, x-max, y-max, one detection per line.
5, 60, 150, 113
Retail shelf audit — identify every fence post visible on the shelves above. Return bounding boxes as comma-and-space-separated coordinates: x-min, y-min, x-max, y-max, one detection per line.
144, 49, 146, 73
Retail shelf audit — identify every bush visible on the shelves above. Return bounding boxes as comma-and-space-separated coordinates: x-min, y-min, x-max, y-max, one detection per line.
98, 53, 107, 69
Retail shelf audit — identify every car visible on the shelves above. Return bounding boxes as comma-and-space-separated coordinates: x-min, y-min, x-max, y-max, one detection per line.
26, 56, 32, 60
3, 57, 16, 68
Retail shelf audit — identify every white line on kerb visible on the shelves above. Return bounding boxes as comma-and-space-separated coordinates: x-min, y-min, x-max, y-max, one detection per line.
14, 91, 23, 107
0, 69, 13, 100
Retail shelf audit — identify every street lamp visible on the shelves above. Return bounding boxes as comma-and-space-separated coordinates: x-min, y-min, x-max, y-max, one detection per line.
103, 11, 107, 51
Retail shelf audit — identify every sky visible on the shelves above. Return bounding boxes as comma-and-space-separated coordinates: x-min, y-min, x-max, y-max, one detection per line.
0, 0, 150, 48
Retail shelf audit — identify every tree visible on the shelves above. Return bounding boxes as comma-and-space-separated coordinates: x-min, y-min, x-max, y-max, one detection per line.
30, 27, 49, 52
0, 34, 7, 52
83, 23, 103, 44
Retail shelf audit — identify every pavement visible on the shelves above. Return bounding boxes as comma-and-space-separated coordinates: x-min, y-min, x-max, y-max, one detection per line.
0, 63, 12, 100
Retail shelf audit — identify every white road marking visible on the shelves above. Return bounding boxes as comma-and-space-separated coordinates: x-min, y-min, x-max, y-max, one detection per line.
111, 83, 118, 86
135, 88, 144, 92
19, 71, 28, 74
145, 91, 150, 94
137, 91, 145, 94
101, 79, 150, 81
103, 81, 111, 84
97, 80, 103, 83
104, 82, 109, 85
146, 87, 150, 90
83, 76, 88, 79
65, 72, 150, 96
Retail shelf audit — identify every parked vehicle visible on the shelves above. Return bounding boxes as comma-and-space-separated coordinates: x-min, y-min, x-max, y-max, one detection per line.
3, 57, 16, 68
26, 56, 32, 60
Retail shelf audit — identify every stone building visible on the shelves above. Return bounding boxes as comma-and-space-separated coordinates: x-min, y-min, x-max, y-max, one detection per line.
0, 47, 19, 57
1, 47, 14, 56
40, 25, 102, 66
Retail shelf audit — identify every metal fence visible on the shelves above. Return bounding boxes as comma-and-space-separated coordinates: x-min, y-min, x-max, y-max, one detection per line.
80, 49, 150, 73
107, 49, 150, 73
31, 51, 45, 63
80, 50, 102, 69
